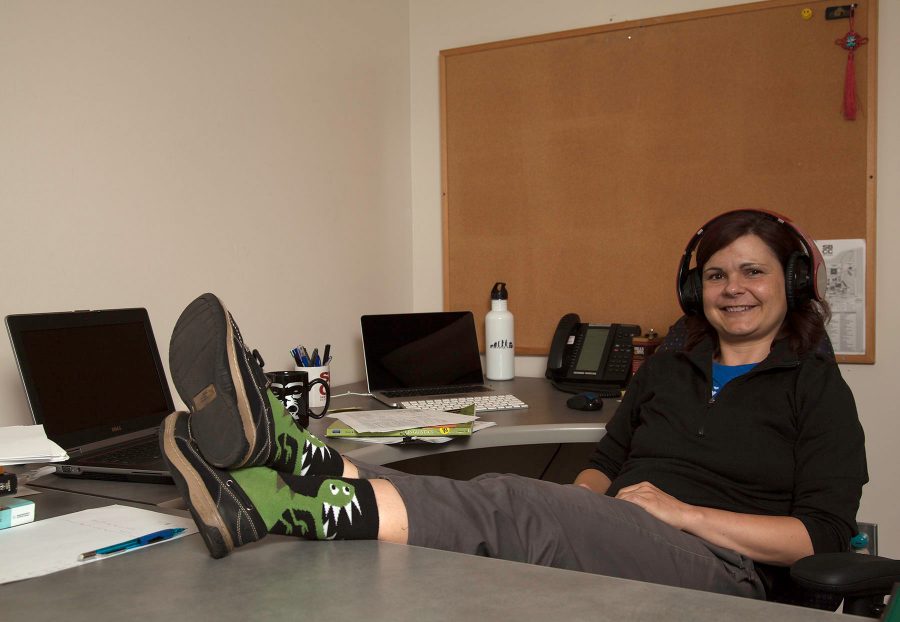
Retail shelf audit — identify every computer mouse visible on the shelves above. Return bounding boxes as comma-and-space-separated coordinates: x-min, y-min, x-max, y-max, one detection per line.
566, 392, 603, 411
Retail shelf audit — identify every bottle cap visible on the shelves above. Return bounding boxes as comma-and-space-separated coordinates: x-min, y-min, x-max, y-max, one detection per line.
491, 282, 508, 300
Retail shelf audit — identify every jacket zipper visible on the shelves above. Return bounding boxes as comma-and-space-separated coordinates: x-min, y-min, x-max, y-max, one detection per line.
698, 395, 715, 438
695, 359, 799, 438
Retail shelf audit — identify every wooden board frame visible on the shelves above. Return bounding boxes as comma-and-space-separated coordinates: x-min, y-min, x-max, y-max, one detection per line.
440, 0, 877, 363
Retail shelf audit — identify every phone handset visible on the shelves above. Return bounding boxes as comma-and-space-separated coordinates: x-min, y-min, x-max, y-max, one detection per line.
546, 313, 580, 378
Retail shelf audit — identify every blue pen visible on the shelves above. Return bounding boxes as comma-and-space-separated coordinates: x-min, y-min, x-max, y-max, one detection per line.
77, 527, 186, 561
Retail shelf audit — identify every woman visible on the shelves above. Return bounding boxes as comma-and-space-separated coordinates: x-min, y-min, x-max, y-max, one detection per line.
160, 210, 867, 600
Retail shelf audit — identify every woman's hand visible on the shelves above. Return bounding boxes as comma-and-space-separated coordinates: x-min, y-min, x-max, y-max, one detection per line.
615, 481, 698, 531
616, 480, 814, 565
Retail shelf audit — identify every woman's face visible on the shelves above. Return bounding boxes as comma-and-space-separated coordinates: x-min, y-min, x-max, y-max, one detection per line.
701, 233, 788, 348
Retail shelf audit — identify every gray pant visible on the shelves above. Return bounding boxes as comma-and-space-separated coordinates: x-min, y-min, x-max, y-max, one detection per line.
354, 461, 766, 599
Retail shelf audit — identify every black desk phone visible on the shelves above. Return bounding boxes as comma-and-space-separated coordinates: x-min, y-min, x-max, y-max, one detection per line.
545, 314, 641, 396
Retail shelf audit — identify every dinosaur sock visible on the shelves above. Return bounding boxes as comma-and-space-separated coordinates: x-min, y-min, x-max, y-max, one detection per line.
266, 391, 344, 477
230, 466, 379, 541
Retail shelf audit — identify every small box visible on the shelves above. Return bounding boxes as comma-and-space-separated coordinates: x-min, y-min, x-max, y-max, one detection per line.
0, 497, 35, 529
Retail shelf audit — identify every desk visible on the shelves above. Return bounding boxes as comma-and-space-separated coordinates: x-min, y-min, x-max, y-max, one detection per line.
10, 378, 860, 620
4, 487, 857, 621
312, 377, 610, 466
30, 377, 609, 505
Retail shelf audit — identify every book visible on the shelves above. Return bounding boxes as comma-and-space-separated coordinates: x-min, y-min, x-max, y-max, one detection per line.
1, 497, 35, 530
326, 419, 474, 438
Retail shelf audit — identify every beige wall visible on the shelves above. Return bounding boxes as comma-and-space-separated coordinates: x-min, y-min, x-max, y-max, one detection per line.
409, 0, 900, 558
0, 0, 411, 420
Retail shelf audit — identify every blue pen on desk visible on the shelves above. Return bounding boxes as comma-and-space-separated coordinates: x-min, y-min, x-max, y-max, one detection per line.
77, 527, 186, 561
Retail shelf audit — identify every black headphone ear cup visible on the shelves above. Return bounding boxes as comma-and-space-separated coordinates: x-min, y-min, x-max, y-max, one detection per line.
785, 251, 812, 310
680, 268, 704, 315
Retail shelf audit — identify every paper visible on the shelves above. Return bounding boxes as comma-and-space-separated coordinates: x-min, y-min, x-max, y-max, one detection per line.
0, 425, 68, 465
330, 409, 478, 433
336, 420, 497, 444
0, 504, 197, 584
817, 239, 866, 355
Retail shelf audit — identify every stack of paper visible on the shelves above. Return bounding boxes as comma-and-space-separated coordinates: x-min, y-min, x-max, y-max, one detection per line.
325, 408, 496, 444
0, 425, 68, 466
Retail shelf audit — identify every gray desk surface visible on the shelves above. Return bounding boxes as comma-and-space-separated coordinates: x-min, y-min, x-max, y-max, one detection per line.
309, 376, 612, 465
10, 378, 862, 620
3, 487, 860, 621
30, 377, 609, 505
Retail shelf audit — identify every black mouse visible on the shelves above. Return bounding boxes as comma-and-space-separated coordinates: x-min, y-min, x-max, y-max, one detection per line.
566, 392, 603, 411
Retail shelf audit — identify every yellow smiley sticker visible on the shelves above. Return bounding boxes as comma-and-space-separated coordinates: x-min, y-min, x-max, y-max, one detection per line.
801, 8, 813, 20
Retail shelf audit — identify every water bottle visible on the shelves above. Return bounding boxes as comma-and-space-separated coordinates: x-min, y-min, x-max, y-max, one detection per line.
485, 282, 515, 380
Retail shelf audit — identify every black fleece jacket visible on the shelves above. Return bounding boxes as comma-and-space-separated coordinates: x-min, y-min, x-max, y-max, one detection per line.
588, 337, 868, 555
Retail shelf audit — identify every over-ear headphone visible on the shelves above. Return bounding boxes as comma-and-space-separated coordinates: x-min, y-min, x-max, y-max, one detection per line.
676, 209, 826, 316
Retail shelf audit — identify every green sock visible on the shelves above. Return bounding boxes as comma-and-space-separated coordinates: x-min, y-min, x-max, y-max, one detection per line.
266, 391, 344, 477
231, 467, 379, 541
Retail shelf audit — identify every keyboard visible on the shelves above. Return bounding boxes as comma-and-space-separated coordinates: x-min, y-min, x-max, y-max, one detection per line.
90, 438, 162, 465
400, 394, 528, 412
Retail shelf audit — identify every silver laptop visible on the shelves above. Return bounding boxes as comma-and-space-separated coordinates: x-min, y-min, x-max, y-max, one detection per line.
5, 308, 173, 483
361, 311, 505, 408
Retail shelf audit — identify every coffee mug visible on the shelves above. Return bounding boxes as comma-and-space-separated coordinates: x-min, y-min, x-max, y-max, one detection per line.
266, 370, 330, 427
296, 365, 330, 410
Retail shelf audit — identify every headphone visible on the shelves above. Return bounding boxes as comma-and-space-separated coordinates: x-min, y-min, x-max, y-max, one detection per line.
676, 209, 826, 316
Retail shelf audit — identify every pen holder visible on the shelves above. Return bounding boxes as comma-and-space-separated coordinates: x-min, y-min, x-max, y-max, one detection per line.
267, 370, 330, 428
296, 364, 330, 412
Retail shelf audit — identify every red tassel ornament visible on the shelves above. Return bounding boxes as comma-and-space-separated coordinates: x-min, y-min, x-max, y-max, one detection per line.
835, 7, 868, 121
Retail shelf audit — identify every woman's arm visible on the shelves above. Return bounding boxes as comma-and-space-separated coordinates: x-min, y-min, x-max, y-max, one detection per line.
616, 481, 813, 566
572, 468, 612, 495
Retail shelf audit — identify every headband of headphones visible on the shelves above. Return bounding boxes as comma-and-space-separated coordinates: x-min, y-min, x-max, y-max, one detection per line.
676, 209, 826, 315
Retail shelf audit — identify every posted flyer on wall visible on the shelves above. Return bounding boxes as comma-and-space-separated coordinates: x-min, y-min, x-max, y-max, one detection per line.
816, 239, 866, 355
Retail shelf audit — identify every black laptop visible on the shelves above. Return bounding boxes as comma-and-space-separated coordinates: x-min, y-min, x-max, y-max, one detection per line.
5, 308, 173, 483
360, 311, 504, 408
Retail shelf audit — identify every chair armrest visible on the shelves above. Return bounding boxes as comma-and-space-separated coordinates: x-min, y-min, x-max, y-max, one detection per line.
791, 553, 900, 595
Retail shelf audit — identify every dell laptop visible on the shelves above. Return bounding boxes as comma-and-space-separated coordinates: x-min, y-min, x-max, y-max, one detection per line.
361, 311, 505, 408
5, 308, 174, 483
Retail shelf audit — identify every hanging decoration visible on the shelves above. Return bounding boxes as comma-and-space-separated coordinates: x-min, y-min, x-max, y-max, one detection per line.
834, 4, 868, 121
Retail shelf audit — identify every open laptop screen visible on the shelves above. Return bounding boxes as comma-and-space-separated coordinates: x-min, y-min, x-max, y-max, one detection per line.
361, 312, 485, 391
6, 308, 174, 449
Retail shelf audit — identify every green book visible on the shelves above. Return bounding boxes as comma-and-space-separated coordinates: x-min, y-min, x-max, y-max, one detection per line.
326, 419, 474, 438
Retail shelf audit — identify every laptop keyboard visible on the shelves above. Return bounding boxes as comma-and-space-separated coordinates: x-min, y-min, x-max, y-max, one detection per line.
91, 438, 161, 465
400, 394, 528, 412
383, 385, 493, 398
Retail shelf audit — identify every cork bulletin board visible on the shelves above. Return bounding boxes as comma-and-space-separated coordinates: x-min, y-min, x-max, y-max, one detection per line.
440, 0, 877, 363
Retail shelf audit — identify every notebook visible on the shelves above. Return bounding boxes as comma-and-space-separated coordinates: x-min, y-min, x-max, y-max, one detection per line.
5, 308, 174, 483
361, 311, 507, 408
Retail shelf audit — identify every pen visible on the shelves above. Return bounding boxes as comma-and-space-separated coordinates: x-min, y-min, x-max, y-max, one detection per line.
322, 344, 330, 366
310, 348, 319, 366
77, 527, 186, 561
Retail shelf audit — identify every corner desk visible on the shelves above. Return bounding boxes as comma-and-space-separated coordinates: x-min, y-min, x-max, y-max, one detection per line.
7, 377, 857, 620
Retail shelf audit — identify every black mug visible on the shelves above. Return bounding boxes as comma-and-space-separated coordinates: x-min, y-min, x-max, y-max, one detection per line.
266, 370, 331, 428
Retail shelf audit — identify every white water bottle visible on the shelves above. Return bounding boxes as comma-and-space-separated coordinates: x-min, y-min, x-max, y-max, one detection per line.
485, 282, 515, 380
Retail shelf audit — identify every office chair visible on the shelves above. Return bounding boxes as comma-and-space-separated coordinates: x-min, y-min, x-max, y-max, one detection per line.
654, 317, 900, 617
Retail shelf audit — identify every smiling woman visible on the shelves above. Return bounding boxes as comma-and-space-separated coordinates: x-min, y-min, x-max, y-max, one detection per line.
158, 212, 866, 606
701, 234, 789, 365
678, 210, 830, 361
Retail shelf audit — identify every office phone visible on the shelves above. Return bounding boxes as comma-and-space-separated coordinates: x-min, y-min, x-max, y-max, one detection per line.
545, 314, 641, 396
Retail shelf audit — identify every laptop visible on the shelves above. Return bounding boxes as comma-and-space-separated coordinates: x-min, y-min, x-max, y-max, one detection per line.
5, 308, 174, 483
361, 311, 511, 408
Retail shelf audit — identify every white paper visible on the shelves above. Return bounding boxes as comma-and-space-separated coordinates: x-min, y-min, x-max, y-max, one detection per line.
330, 409, 478, 433
335, 420, 497, 444
0, 424, 69, 465
0, 504, 197, 584
816, 239, 866, 355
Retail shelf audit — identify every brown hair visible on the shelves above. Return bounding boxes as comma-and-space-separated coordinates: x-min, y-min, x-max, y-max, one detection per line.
684, 210, 831, 357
